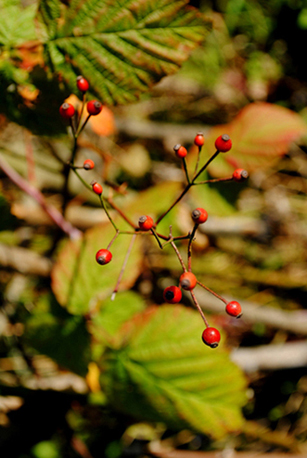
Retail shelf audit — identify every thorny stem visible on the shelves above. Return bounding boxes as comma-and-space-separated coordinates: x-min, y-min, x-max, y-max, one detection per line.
197, 279, 228, 305
190, 290, 209, 328
111, 233, 137, 300
187, 224, 199, 272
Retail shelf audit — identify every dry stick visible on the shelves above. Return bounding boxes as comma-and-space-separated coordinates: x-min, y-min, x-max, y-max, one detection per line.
111, 233, 137, 300
0, 154, 81, 240
190, 290, 209, 328
187, 224, 198, 272
197, 279, 228, 305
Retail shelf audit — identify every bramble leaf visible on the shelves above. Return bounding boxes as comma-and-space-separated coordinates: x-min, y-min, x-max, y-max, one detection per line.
100, 305, 247, 439
37, 0, 212, 104
51, 222, 143, 315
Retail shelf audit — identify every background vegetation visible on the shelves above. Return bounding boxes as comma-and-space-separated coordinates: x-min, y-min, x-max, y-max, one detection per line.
0, 0, 307, 457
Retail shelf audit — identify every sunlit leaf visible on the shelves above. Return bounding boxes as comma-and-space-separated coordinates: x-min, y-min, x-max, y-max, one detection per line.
101, 305, 247, 439
201, 102, 307, 177
51, 222, 143, 315
37, 0, 211, 104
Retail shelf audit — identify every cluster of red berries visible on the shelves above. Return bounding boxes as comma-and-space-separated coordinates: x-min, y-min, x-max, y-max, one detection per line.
60, 77, 248, 350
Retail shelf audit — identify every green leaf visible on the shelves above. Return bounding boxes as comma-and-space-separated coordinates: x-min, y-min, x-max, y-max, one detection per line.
0, 0, 37, 47
101, 305, 247, 439
37, 0, 211, 104
51, 222, 143, 315
24, 293, 91, 376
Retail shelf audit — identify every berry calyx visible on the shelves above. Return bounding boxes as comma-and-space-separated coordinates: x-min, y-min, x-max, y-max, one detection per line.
77, 75, 89, 92
163, 286, 182, 304
202, 327, 221, 348
215, 134, 232, 153
83, 159, 95, 170
173, 144, 187, 158
138, 215, 154, 231
95, 249, 112, 265
194, 132, 205, 147
91, 181, 103, 195
59, 102, 75, 119
232, 168, 249, 182
226, 301, 242, 318
179, 272, 197, 291
191, 208, 208, 224
87, 100, 102, 116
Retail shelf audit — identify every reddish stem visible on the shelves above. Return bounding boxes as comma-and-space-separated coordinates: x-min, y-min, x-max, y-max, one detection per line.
197, 280, 228, 305
190, 290, 209, 327
170, 240, 187, 273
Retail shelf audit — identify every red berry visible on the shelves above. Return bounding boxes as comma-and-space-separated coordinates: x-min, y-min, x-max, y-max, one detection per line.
202, 327, 221, 348
173, 144, 187, 159
226, 301, 242, 318
163, 286, 182, 304
91, 181, 103, 195
191, 208, 208, 224
83, 159, 95, 170
96, 249, 112, 265
232, 168, 249, 182
77, 75, 89, 92
215, 134, 232, 153
138, 215, 154, 231
59, 102, 75, 119
194, 132, 204, 147
179, 272, 197, 291
87, 100, 102, 116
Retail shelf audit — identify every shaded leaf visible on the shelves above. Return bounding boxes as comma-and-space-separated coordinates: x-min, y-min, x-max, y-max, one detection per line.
101, 305, 247, 439
202, 102, 307, 177
51, 222, 143, 315
37, 0, 212, 104
24, 293, 91, 376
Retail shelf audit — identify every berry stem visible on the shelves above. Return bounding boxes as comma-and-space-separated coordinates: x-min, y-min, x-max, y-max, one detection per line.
111, 233, 136, 300
150, 227, 163, 249
107, 229, 120, 250
76, 113, 91, 137
170, 240, 187, 273
75, 93, 87, 135
155, 183, 191, 225
194, 176, 233, 185
106, 197, 137, 229
193, 145, 202, 176
187, 224, 199, 272
72, 168, 92, 191
99, 195, 118, 232
182, 157, 191, 184
190, 290, 209, 327
197, 279, 228, 305
192, 150, 220, 182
